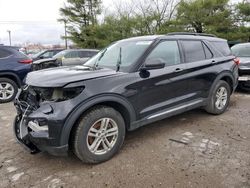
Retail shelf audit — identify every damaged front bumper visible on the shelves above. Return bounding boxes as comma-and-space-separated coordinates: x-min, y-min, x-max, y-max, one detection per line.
13, 89, 69, 156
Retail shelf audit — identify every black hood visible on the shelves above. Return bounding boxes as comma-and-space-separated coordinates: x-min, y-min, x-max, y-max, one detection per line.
25, 66, 118, 87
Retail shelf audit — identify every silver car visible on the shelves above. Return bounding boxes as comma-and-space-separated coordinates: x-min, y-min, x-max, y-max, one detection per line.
231, 43, 250, 90
32, 49, 99, 71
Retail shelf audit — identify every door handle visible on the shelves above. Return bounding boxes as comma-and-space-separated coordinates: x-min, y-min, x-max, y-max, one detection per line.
174, 68, 183, 72
211, 60, 216, 63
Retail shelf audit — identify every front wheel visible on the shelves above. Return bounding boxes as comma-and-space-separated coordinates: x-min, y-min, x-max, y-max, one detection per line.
205, 80, 231, 115
72, 106, 126, 163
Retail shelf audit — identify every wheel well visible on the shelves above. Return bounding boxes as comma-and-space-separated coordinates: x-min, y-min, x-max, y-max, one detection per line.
0, 74, 20, 87
220, 76, 233, 93
68, 101, 131, 148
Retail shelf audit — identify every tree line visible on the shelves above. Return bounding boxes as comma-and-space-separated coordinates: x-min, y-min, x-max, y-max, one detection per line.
59, 0, 250, 48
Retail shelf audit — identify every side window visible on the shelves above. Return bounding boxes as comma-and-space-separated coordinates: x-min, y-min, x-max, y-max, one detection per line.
42, 51, 54, 58
210, 41, 231, 56
79, 51, 89, 58
65, 51, 79, 58
182, 40, 206, 62
146, 40, 181, 66
202, 43, 213, 59
0, 49, 12, 58
89, 51, 98, 57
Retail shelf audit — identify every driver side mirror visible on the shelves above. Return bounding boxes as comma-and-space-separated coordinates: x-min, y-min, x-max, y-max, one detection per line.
140, 58, 165, 71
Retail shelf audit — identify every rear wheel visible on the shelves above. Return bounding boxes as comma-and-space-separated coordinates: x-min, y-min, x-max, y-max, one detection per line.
0, 78, 18, 103
72, 106, 126, 163
205, 80, 231, 115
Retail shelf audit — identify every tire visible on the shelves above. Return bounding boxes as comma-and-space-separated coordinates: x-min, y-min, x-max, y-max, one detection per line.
72, 106, 126, 163
205, 80, 231, 115
0, 78, 18, 103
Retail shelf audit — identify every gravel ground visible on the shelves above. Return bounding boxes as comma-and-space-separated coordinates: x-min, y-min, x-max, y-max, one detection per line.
0, 92, 250, 188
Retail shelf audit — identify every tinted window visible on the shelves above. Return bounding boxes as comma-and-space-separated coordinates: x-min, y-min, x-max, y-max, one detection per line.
146, 40, 181, 66
0, 49, 12, 58
211, 41, 231, 56
202, 43, 213, 59
79, 51, 89, 58
182, 40, 206, 62
89, 51, 98, 57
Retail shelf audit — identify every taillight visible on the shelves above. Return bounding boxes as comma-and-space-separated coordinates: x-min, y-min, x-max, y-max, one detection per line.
18, 59, 33, 64
233, 58, 240, 66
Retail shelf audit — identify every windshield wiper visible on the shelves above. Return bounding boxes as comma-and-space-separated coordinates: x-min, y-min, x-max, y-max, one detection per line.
116, 47, 122, 72
94, 48, 107, 69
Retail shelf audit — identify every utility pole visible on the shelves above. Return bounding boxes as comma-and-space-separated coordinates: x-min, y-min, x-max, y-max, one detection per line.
64, 20, 68, 49
7, 30, 11, 46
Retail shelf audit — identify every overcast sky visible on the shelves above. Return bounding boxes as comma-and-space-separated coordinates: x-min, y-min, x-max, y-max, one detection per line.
0, 0, 241, 46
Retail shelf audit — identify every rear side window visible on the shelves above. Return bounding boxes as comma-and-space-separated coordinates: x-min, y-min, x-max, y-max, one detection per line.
181, 40, 206, 62
0, 49, 12, 58
210, 41, 231, 56
202, 43, 213, 59
79, 51, 89, 58
89, 51, 98, 57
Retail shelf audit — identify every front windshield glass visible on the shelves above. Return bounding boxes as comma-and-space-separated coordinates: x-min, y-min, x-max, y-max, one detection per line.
231, 44, 250, 57
84, 40, 153, 71
53, 50, 67, 59
32, 50, 46, 58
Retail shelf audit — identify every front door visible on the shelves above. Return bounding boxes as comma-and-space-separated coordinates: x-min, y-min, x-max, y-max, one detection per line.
135, 40, 191, 119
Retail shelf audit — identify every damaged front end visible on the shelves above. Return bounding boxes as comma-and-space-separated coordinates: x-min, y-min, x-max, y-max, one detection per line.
13, 85, 84, 155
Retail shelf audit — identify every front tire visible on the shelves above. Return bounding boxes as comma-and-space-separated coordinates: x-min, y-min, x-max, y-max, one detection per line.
72, 106, 126, 163
0, 78, 18, 103
205, 80, 231, 115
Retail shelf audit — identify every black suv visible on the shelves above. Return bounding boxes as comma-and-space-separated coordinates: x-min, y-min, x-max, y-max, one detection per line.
14, 33, 238, 163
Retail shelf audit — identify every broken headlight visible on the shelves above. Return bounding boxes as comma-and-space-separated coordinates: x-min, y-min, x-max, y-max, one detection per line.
33, 86, 84, 102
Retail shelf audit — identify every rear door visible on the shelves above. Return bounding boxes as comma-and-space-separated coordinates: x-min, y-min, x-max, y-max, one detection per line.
135, 40, 192, 119
180, 40, 218, 100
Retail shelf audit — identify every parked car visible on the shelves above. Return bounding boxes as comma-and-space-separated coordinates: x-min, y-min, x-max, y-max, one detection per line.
231, 43, 250, 91
0, 46, 32, 103
32, 49, 64, 61
32, 49, 99, 71
14, 33, 238, 163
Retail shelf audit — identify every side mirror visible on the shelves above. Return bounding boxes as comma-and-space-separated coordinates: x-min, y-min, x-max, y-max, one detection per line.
141, 59, 165, 71
39, 56, 44, 59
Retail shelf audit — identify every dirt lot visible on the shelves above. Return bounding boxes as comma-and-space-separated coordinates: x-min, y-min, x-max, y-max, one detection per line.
0, 92, 250, 188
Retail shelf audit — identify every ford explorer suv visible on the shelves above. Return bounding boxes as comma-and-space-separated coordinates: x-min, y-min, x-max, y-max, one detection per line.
14, 33, 238, 163
231, 43, 250, 91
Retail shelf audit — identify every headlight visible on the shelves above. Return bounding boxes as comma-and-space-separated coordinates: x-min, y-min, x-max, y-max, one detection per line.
32, 86, 84, 102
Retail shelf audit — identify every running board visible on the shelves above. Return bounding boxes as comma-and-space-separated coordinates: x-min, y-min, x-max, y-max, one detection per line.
147, 100, 203, 120
130, 99, 205, 131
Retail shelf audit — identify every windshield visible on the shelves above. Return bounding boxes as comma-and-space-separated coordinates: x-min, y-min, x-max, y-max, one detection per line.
32, 50, 46, 58
231, 44, 250, 57
84, 40, 153, 72
53, 50, 67, 59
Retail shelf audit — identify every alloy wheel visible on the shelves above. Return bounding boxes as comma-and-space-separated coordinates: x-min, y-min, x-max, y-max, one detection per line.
86, 118, 119, 155
0, 82, 15, 100
215, 86, 228, 110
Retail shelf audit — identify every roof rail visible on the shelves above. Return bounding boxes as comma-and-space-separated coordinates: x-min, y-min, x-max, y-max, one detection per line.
167, 32, 216, 37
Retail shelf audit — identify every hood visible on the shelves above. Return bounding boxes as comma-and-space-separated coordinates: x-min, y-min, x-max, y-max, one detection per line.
238, 57, 250, 69
25, 65, 118, 87
32, 58, 57, 65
